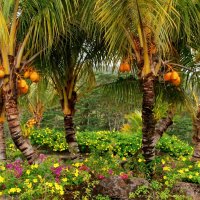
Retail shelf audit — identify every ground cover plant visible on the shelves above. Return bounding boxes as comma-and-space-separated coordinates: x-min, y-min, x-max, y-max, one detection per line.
0, 130, 198, 199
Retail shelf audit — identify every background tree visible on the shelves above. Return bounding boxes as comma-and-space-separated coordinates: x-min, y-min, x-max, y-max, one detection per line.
38, 21, 108, 157
93, 0, 200, 165
0, 0, 76, 163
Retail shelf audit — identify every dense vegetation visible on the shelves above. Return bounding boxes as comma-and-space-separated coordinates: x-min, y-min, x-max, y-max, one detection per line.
0, 0, 200, 199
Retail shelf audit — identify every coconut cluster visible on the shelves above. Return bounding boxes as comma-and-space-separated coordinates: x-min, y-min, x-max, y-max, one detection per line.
164, 70, 181, 86
18, 67, 40, 95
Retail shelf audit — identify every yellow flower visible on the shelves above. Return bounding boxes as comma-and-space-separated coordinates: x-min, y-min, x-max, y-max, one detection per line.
0, 166, 5, 171
163, 176, 167, 180
195, 172, 199, 176
161, 159, 165, 165
163, 166, 171, 171
25, 179, 30, 183
8, 188, 16, 194
0, 191, 2, 196
0, 176, 4, 183
188, 175, 193, 179
102, 167, 107, 171
46, 182, 53, 187
62, 178, 68, 182
33, 178, 38, 183
26, 170, 30, 175
138, 158, 143, 163
178, 169, 184, 174
27, 183, 32, 189
73, 162, 82, 168
189, 165, 193, 169
122, 157, 126, 161
38, 175, 42, 180
31, 164, 38, 169
60, 190, 64, 195
65, 168, 69, 172
165, 181, 169, 186
8, 188, 20, 194
184, 168, 189, 172
53, 163, 59, 168
16, 188, 21, 193
74, 169, 79, 177
182, 157, 186, 161
9, 144, 14, 148
197, 162, 200, 168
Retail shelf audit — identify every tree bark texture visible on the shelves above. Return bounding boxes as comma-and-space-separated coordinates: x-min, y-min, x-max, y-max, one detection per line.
192, 105, 200, 160
0, 122, 6, 160
64, 114, 80, 155
142, 74, 156, 162
2, 56, 38, 164
4, 92, 38, 164
61, 90, 80, 156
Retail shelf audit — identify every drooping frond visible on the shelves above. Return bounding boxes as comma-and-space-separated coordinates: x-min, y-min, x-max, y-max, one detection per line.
18, 0, 79, 53
102, 75, 142, 108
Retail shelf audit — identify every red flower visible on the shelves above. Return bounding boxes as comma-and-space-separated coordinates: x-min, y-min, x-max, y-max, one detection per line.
120, 173, 128, 180
97, 175, 105, 180
79, 165, 90, 171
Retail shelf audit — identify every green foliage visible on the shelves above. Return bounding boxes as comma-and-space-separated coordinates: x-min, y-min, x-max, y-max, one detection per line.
95, 194, 111, 200
74, 73, 136, 132
166, 114, 193, 144
1, 128, 199, 199
77, 131, 142, 157
162, 156, 200, 185
121, 111, 142, 132
157, 134, 193, 157
0, 155, 101, 199
30, 128, 68, 151
29, 129, 193, 159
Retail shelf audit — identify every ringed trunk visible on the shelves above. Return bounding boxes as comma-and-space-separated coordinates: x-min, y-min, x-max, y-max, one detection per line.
0, 122, 6, 161
3, 69, 38, 164
4, 93, 38, 164
64, 114, 80, 156
141, 73, 156, 163
192, 105, 200, 160
61, 90, 80, 157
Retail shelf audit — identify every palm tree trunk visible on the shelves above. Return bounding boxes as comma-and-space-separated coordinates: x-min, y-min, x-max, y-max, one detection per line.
61, 91, 80, 158
3, 59, 38, 164
141, 73, 156, 162
0, 122, 6, 161
4, 92, 38, 164
64, 114, 80, 156
192, 105, 200, 160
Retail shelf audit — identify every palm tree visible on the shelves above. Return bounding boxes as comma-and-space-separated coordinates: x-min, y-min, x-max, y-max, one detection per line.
93, 0, 200, 163
0, 0, 77, 163
39, 23, 107, 158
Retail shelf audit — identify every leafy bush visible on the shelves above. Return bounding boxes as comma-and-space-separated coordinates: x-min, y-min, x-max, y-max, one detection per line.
30, 128, 68, 151
30, 129, 193, 158
156, 134, 193, 157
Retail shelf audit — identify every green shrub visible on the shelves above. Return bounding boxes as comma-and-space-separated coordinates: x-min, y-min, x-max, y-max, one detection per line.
30, 128, 68, 151
157, 134, 193, 157
29, 129, 193, 159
